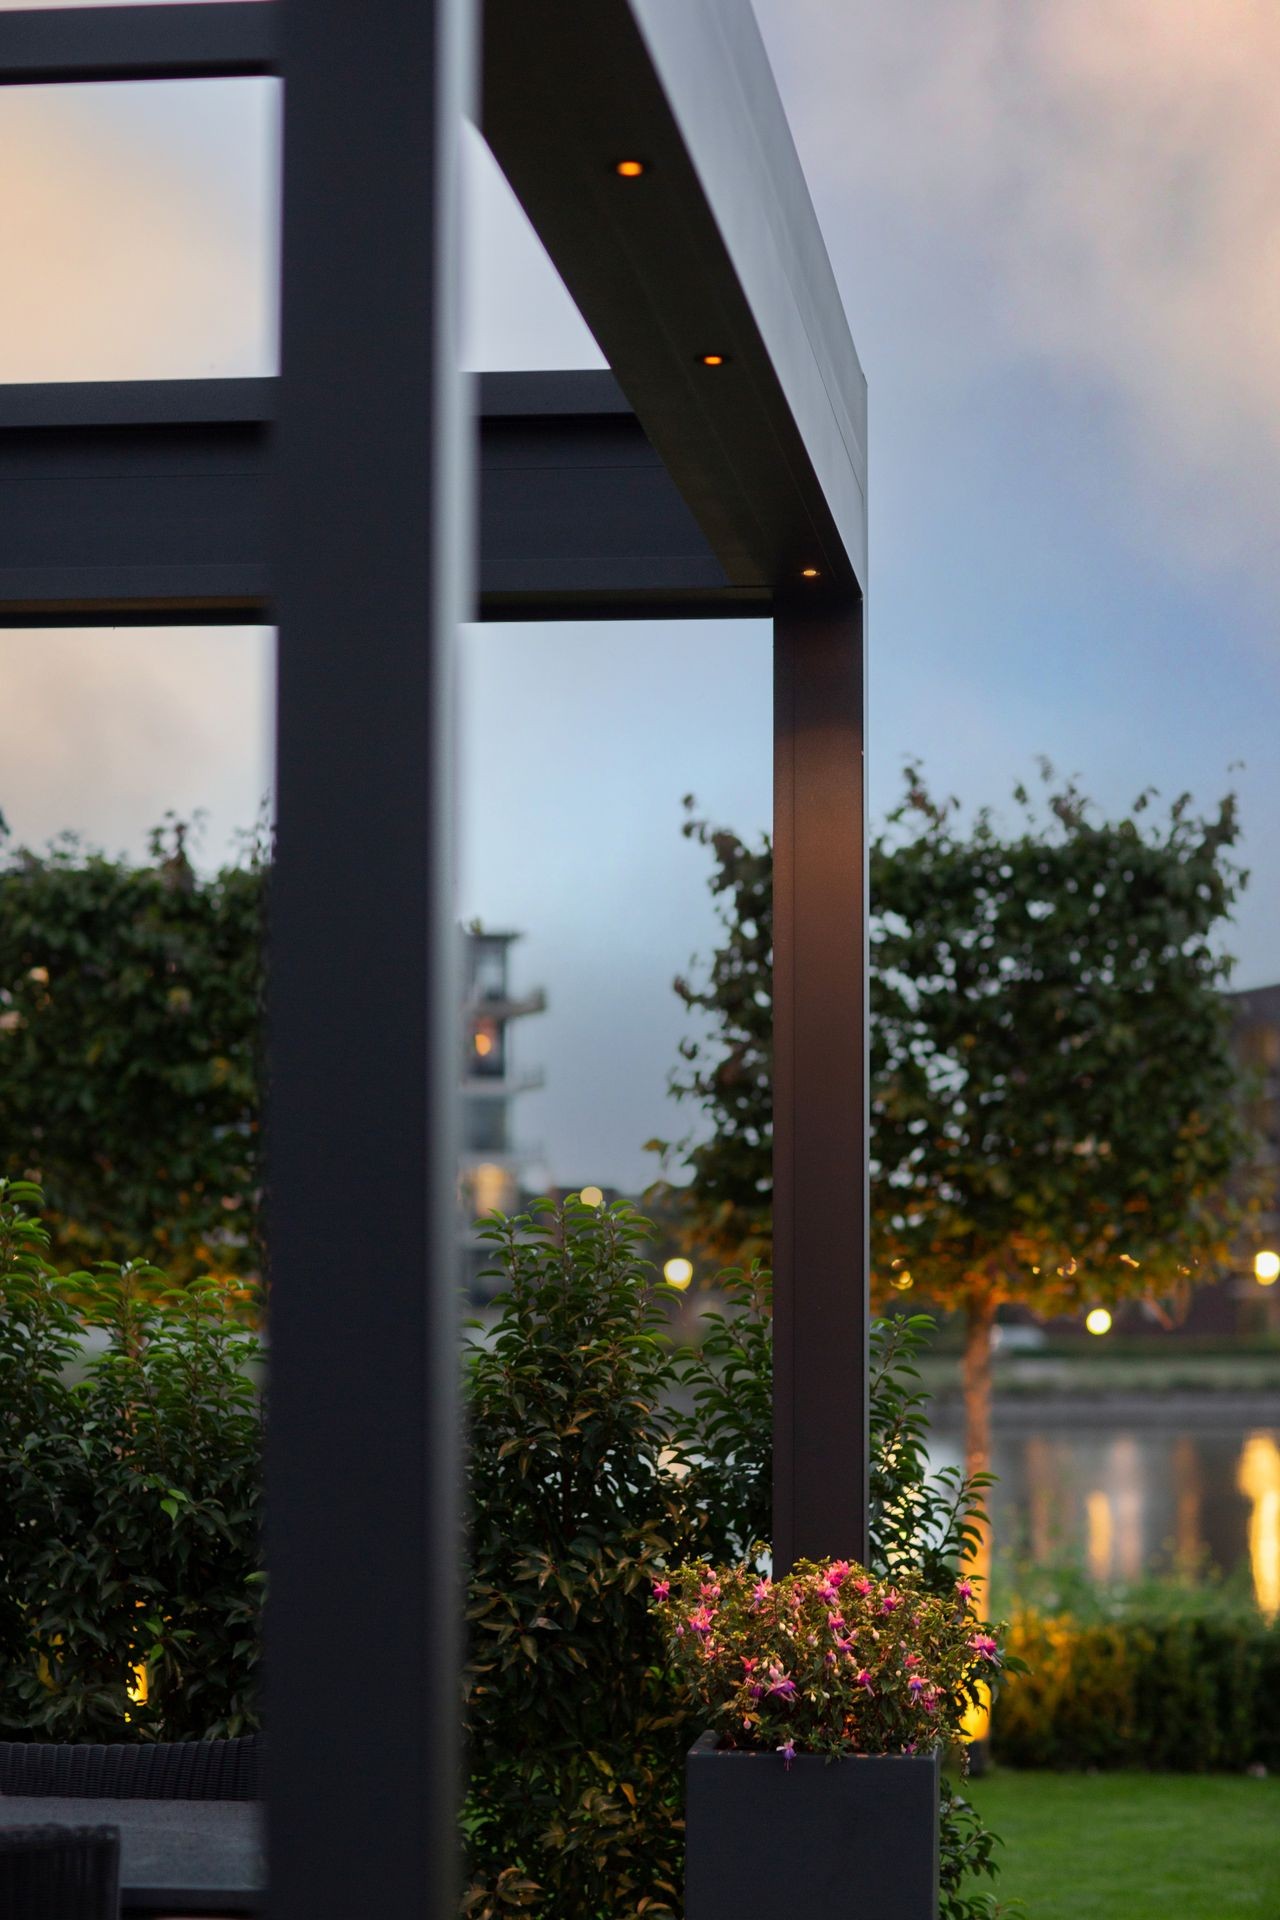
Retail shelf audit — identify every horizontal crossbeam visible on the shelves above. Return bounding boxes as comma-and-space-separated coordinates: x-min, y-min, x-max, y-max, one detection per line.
0, 3, 276, 86
0, 373, 758, 624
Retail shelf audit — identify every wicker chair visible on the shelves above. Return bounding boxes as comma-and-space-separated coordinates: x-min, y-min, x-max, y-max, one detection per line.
0, 1823, 120, 1919
0, 1736, 260, 1802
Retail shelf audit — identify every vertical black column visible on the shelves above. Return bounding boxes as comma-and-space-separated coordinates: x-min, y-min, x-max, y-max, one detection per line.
269, 0, 474, 1915
772, 591, 868, 1571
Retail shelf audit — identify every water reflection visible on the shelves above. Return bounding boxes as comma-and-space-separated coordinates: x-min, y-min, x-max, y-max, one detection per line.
1237, 1433, 1280, 1620
928, 1421, 1280, 1607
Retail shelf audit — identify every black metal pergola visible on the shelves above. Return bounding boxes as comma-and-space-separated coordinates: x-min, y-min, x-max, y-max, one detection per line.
0, 3, 869, 1914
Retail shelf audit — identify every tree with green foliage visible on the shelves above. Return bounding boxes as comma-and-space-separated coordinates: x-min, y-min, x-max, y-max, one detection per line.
0, 814, 266, 1281
661, 766, 1249, 1587
463, 1197, 1009, 1920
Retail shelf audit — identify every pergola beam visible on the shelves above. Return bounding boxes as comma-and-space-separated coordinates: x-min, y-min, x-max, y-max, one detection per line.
483, 0, 867, 597
0, 373, 754, 624
0, 2, 276, 85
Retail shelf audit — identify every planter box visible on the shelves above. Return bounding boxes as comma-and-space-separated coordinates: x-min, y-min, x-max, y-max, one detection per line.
685, 1731, 940, 1920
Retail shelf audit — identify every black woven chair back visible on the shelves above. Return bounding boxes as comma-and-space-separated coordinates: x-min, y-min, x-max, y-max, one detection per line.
0, 1824, 120, 1920
0, 1735, 260, 1801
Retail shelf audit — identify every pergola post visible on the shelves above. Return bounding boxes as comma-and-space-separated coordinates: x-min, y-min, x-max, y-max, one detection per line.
772, 591, 869, 1570
267, 1, 475, 1917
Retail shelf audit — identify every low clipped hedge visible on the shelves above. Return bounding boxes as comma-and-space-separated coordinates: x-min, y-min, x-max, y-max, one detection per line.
994, 1609, 1280, 1770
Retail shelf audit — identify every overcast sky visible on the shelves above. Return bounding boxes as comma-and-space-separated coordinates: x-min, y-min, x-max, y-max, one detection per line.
1, 3, 1277, 1191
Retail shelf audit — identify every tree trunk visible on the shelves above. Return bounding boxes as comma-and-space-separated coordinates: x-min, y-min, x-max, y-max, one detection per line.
962, 1289, 998, 1605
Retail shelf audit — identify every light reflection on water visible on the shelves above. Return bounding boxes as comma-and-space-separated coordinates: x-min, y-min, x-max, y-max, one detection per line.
927, 1423, 1280, 1617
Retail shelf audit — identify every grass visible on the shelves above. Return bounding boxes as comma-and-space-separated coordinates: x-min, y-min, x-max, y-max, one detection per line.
964, 1769, 1280, 1919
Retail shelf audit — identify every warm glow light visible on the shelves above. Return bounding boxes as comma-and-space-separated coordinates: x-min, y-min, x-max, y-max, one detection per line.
472, 1163, 510, 1217
1085, 1488, 1114, 1580
1237, 1433, 1280, 1621
473, 1030, 493, 1056
1085, 1307, 1112, 1336
961, 1680, 991, 1744
890, 1270, 914, 1292
698, 353, 727, 367
664, 1257, 694, 1290
801, 567, 820, 579
580, 1186, 604, 1208
614, 159, 647, 178
1254, 1250, 1280, 1285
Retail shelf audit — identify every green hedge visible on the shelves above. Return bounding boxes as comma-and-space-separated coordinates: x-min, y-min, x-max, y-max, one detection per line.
0, 1179, 263, 1741
994, 1609, 1280, 1770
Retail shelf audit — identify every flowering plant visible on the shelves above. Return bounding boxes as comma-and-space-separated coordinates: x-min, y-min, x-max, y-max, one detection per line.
654, 1557, 999, 1766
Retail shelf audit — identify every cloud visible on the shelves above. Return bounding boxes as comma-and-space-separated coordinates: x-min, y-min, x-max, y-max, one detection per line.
0, 629, 273, 868
755, 0, 1280, 579
0, 78, 277, 381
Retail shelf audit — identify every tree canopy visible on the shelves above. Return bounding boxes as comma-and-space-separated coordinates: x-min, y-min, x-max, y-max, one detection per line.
662, 765, 1250, 1322
0, 815, 265, 1280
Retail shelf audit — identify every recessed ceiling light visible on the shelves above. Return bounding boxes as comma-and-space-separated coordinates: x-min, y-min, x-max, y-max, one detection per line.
698, 353, 728, 368
614, 159, 647, 178
801, 567, 820, 579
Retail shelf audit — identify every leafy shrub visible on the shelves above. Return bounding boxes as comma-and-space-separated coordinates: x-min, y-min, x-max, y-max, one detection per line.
463, 1202, 1010, 1920
655, 1558, 997, 1760
0, 1178, 263, 1740
994, 1606, 1280, 1771
0, 816, 265, 1280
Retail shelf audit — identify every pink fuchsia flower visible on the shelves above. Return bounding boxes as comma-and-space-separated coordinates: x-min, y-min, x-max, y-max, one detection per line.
908, 1675, 927, 1697
969, 1633, 1000, 1662
855, 1669, 874, 1693
751, 1580, 771, 1609
903, 1741, 917, 1756
652, 1580, 670, 1602
956, 1578, 974, 1602
826, 1614, 847, 1634
778, 1738, 796, 1772
765, 1665, 797, 1700
881, 1591, 902, 1615
904, 1653, 921, 1668
700, 1579, 721, 1600
828, 1561, 851, 1586
740, 1656, 758, 1674
747, 1683, 763, 1701
852, 1576, 873, 1598
689, 1607, 715, 1636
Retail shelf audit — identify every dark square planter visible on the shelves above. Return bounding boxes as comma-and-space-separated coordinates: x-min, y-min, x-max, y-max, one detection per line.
685, 1731, 941, 1920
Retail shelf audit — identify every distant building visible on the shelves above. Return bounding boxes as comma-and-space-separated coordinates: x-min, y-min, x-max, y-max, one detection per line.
458, 929, 546, 1297
1228, 983, 1280, 1331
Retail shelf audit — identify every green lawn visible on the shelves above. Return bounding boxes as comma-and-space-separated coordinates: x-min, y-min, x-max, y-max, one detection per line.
964, 1770, 1280, 1919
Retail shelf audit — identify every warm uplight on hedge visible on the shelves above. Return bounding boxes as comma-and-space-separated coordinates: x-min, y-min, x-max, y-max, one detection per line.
614, 159, 647, 178
664, 1257, 694, 1290
1085, 1307, 1112, 1336
1255, 1250, 1280, 1285
580, 1186, 604, 1208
